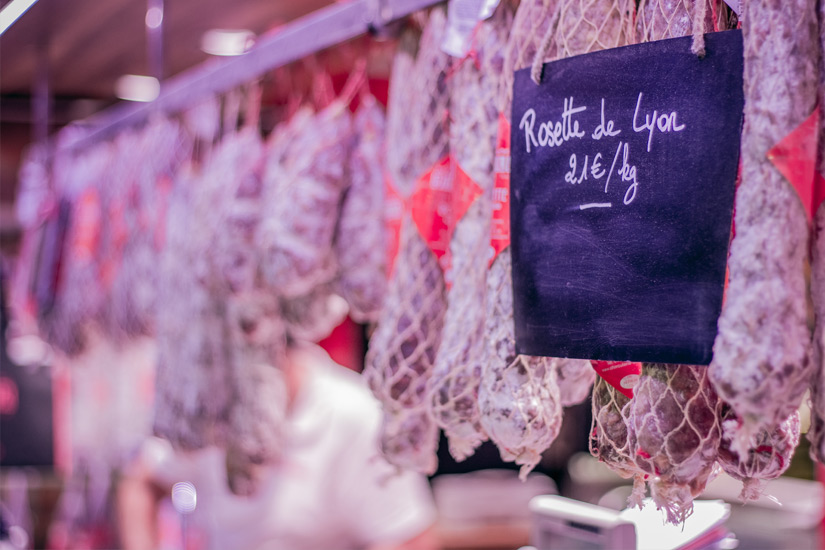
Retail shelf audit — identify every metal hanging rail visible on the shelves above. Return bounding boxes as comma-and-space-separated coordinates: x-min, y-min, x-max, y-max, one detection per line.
55, 0, 440, 153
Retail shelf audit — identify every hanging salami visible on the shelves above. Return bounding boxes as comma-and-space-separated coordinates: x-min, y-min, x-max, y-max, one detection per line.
41, 139, 113, 355
627, 363, 723, 524
335, 95, 388, 324
480, 0, 631, 478
590, 375, 647, 504
363, 9, 452, 474
709, 0, 818, 454
807, 0, 825, 465
108, 117, 191, 340
153, 125, 235, 451
591, 0, 737, 523
719, 408, 800, 501
257, 98, 353, 298
428, 5, 512, 462
224, 291, 289, 496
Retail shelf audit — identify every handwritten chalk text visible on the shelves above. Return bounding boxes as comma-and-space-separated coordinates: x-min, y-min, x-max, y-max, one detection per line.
517, 90, 687, 207
519, 97, 587, 153
632, 92, 685, 153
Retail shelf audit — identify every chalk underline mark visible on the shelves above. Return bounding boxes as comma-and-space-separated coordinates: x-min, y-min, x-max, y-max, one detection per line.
579, 202, 613, 210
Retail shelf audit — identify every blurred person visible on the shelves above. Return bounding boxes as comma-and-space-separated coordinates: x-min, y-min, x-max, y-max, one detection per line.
117, 341, 438, 550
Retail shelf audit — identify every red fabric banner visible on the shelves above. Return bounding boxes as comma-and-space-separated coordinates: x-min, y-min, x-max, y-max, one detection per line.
490, 112, 511, 266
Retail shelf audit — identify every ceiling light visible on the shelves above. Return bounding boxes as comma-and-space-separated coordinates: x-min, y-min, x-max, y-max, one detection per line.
115, 74, 160, 102
200, 29, 255, 56
0, 0, 39, 36
145, 6, 163, 29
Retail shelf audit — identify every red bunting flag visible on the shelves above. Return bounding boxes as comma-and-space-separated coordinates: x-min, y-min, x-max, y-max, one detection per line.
410, 156, 455, 273
767, 106, 822, 223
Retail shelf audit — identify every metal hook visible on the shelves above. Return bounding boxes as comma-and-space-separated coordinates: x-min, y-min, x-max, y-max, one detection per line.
367, 0, 403, 40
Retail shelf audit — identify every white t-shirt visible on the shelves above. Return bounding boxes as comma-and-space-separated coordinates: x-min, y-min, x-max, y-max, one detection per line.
144, 345, 436, 550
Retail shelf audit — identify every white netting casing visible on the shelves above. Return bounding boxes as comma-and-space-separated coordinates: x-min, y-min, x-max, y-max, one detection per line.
709, 0, 818, 454
481, 341, 564, 479
636, 0, 715, 43
364, 8, 451, 474
719, 408, 800, 502
807, 0, 825, 465
590, 376, 647, 495
496, 0, 557, 112
366, 218, 445, 474
590, 377, 636, 473
591, 364, 725, 523
628, 364, 723, 524
480, 0, 631, 478
428, 6, 512, 463
335, 95, 388, 324
553, 0, 636, 58
257, 100, 353, 298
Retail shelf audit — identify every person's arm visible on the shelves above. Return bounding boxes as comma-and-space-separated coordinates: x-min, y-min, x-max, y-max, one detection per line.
367, 524, 440, 550
117, 437, 172, 550
117, 459, 166, 550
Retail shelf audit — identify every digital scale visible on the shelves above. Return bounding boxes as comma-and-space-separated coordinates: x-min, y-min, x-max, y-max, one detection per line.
526, 495, 736, 550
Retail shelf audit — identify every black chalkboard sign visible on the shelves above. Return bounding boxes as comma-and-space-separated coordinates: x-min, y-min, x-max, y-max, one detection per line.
510, 30, 744, 365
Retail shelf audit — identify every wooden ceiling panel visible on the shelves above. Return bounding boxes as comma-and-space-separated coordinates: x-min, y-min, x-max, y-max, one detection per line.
0, 0, 335, 99
55, 4, 148, 96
